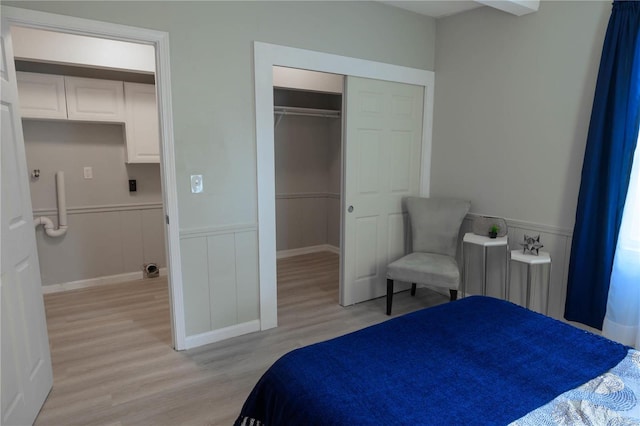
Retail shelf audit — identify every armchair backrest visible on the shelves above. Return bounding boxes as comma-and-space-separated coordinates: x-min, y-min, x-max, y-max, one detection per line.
406, 197, 471, 257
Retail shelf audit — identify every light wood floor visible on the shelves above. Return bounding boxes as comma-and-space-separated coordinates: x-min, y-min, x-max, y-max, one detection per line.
36, 251, 447, 425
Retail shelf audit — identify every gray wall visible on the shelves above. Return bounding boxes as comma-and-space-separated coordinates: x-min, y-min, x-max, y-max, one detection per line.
275, 115, 341, 251
8, 1, 435, 228
6, 1, 436, 337
24, 120, 166, 285
432, 1, 610, 319
433, 1, 608, 229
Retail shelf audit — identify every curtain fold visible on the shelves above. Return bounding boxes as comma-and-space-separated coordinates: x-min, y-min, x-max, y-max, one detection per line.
565, 0, 640, 329
602, 139, 640, 346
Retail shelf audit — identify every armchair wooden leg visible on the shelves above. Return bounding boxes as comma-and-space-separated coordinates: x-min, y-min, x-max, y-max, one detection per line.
450, 289, 458, 302
411, 283, 417, 296
386, 279, 394, 315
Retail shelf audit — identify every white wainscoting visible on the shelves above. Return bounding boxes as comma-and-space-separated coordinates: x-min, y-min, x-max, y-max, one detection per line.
35, 202, 166, 287
461, 214, 573, 321
177, 213, 573, 345
179, 224, 259, 342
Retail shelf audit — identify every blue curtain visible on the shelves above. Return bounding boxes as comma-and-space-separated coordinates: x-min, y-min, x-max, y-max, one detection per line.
565, 0, 640, 329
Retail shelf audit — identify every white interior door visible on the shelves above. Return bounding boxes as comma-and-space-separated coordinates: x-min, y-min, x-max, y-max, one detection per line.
1, 21, 53, 425
342, 77, 424, 305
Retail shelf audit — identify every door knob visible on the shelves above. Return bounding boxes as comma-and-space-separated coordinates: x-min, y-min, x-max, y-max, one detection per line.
348, 205, 354, 213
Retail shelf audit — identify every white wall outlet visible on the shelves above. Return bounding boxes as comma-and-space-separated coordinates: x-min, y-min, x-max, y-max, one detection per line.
83, 166, 93, 179
190, 174, 203, 193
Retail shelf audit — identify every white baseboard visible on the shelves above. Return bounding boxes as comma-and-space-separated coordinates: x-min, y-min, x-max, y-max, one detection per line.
42, 267, 168, 294
184, 320, 261, 350
276, 244, 340, 259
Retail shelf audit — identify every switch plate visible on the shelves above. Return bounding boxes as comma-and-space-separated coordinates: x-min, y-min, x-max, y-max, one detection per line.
190, 174, 203, 193
129, 179, 137, 192
83, 166, 93, 179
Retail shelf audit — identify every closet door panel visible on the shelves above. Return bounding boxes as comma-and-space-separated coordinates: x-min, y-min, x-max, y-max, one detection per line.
342, 77, 424, 306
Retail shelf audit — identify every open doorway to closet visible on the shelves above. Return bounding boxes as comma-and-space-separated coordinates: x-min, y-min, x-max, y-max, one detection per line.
11, 25, 173, 346
254, 42, 435, 331
273, 66, 344, 318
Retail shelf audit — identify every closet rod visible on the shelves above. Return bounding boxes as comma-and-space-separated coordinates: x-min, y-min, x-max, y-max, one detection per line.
273, 106, 341, 119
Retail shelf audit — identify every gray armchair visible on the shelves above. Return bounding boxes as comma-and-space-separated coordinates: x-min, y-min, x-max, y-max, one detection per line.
386, 197, 471, 315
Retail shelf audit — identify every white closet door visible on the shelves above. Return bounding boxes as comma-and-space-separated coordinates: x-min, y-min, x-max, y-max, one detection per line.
1, 22, 53, 425
342, 76, 424, 305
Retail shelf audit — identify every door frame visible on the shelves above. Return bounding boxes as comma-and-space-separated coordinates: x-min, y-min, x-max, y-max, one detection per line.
254, 42, 434, 330
2, 6, 187, 350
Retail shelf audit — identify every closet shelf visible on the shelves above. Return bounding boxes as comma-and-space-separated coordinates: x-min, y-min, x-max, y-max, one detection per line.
273, 106, 341, 119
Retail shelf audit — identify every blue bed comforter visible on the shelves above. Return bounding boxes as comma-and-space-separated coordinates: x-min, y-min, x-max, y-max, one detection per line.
235, 296, 628, 425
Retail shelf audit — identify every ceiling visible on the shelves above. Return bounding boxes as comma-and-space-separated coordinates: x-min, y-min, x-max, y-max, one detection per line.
381, 1, 483, 19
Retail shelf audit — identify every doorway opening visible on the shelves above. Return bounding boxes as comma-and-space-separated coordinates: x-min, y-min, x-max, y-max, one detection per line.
7, 21, 183, 347
255, 42, 435, 331
272, 66, 344, 322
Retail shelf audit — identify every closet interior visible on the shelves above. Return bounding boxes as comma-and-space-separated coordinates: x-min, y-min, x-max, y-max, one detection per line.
273, 66, 344, 303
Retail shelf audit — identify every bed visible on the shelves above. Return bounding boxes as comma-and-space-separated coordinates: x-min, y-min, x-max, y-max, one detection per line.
235, 296, 640, 425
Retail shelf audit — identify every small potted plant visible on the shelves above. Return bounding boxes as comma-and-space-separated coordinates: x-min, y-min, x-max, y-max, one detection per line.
489, 224, 499, 239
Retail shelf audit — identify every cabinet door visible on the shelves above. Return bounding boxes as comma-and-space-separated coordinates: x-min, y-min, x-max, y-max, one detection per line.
16, 72, 67, 119
124, 82, 160, 163
65, 76, 125, 122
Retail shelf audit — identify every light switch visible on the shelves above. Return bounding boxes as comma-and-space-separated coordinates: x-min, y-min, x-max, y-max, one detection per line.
190, 174, 203, 193
83, 166, 93, 179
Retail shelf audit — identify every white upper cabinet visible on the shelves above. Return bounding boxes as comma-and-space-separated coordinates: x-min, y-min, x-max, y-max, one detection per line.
65, 76, 125, 122
16, 72, 158, 163
17, 73, 128, 123
124, 82, 160, 163
17, 72, 67, 119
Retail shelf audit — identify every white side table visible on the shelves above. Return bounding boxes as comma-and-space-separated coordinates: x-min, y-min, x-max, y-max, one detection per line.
462, 233, 509, 299
509, 250, 551, 314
